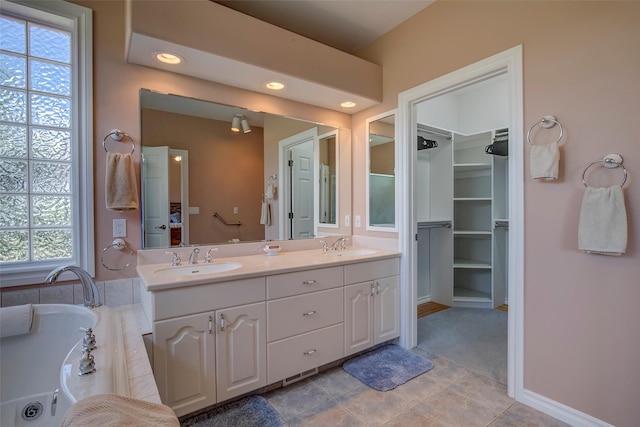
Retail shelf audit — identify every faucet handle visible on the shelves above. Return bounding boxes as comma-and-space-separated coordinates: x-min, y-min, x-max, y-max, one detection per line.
320, 240, 329, 252
205, 248, 218, 263
165, 251, 181, 266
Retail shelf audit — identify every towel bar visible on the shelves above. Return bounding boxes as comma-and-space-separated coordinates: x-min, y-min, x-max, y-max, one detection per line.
212, 212, 241, 226
100, 239, 134, 271
103, 129, 135, 154
582, 154, 628, 188
526, 115, 563, 146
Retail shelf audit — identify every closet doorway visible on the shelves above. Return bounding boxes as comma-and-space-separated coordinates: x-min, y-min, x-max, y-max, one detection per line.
397, 46, 524, 398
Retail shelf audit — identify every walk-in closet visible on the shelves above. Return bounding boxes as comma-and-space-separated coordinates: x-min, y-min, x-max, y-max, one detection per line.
415, 73, 510, 310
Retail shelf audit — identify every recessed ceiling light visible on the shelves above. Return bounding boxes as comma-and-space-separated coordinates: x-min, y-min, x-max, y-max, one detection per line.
341, 101, 357, 108
265, 81, 285, 91
155, 52, 183, 65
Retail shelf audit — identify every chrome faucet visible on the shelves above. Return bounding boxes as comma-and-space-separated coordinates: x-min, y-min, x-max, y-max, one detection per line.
189, 247, 200, 265
45, 265, 102, 308
331, 237, 349, 251
204, 248, 218, 263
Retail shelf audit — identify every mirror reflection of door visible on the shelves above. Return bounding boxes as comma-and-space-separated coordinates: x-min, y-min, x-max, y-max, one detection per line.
367, 112, 396, 229
142, 146, 189, 248
317, 131, 337, 226
279, 128, 317, 240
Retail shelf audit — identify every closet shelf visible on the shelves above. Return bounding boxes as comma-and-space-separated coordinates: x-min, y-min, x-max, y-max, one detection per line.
453, 197, 492, 201
453, 230, 492, 235
453, 162, 491, 169
454, 259, 491, 268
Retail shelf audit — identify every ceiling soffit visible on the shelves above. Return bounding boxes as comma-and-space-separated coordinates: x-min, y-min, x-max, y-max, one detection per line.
125, 0, 382, 113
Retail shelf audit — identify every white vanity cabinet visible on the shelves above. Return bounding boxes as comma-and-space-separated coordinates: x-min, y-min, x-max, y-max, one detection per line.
344, 258, 400, 356
141, 253, 401, 417
266, 266, 345, 383
146, 277, 266, 417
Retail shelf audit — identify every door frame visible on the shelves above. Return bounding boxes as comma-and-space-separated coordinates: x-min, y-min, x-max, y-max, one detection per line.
397, 45, 524, 399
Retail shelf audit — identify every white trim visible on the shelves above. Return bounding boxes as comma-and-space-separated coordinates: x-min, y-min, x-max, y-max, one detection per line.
521, 389, 614, 427
365, 109, 398, 233
0, 0, 94, 286
397, 46, 523, 400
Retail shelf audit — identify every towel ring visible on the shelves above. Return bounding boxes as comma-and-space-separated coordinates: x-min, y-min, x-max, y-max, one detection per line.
103, 129, 135, 154
100, 239, 134, 271
582, 154, 628, 188
526, 115, 563, 146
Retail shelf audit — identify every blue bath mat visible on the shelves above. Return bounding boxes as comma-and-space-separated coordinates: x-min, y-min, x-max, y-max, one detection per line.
343, 344, 433, 391
180, 395, 285, 427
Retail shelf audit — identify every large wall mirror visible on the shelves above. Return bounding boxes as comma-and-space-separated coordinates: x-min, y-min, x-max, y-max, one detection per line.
366, 110, 397, 231
139, 89, 348, 248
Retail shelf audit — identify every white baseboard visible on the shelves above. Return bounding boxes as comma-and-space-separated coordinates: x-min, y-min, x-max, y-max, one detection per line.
417, 295, 431, 305
521, 389, 613, 427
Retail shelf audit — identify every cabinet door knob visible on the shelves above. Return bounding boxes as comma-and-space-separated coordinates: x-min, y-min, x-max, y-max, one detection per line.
302, 310, 316, 317
302, 280, 317, 285
303, 349, 317, 356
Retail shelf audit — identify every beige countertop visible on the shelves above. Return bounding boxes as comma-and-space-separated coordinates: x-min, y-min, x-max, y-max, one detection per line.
137, 247, 401, 292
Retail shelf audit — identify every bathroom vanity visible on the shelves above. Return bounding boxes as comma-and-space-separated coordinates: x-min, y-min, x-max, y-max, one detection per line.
137, 246, 400, 417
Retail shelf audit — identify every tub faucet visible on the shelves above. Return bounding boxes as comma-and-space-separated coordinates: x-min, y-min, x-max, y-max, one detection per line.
45, 265, 102, 308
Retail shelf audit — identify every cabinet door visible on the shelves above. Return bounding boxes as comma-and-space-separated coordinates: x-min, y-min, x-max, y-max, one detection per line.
216, 302, 266, 402
154, 312, 216, 417
374, 276, 400, 344
344, 282, 374, 356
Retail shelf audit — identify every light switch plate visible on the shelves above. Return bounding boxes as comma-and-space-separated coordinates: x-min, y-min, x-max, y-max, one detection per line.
344, 214, 350, 227
113, 219, 126, 237
355, 215, 361, 228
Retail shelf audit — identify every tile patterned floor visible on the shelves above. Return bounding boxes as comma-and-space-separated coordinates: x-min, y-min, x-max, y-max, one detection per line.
264, 348, 570, 426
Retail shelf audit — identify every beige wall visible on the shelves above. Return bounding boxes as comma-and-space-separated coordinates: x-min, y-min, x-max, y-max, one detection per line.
354, 2, 640, 426
141, 109, 265, 244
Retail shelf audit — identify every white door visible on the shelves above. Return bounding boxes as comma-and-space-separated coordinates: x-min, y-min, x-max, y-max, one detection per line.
215, 302, 266, 402
142, 146, 170, 248
290, 140, 314, 238
154, 312, 216, 417
278, 128, 317, 240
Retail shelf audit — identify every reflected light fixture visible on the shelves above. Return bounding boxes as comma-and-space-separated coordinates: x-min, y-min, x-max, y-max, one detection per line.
174, 155, 182, 163
231, 114, 241, 132
155, 52, 183, 65
241, 117, 251, 133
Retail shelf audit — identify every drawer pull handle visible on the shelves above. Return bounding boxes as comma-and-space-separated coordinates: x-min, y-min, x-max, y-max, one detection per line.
303, 280, 317, 285
303, 310, 316, 317
208, 316, 212, 334
219, 314, 225, 332
303, 349, 317, 356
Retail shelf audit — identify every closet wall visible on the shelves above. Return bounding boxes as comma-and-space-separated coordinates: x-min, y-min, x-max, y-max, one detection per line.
415, 74, 509, 308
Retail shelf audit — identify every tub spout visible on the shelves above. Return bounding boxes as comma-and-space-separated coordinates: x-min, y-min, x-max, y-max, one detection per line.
46, 265, 102, 308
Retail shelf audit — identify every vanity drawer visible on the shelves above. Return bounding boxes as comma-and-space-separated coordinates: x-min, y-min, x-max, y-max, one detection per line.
151, 277, 265, 321
344, 258, 400, 285
267, 323, 344, 383
267, 266, 343, 299
267, 288, 343, 342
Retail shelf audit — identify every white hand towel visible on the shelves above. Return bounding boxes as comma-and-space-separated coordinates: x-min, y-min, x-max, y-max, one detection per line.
105, 152, 139, 210
578, 186, 627, 256
530, 143, 560, 180
260, 201, 268, 225
0, 304, 34, 338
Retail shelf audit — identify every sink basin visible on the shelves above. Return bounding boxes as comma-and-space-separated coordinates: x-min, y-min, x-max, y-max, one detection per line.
155, 262, 242, 278
329, 249, 376, 257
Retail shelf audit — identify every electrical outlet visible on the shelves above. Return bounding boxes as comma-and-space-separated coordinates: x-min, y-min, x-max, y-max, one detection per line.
113, 219, 126, 237
344, 214, 350, 227
355, 215, 361, 228
233, 207, 239, 214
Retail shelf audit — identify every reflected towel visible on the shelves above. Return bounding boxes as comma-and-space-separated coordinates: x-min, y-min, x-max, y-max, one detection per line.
578, 186, 627, 256
260, 201, 271, 226
105, 152, 139, 210
62, 394, 179, 426
0, 304, 33, 338
530, 143, 559, 180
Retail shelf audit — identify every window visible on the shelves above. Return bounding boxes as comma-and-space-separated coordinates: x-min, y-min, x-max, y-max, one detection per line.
0, 0, 93, 286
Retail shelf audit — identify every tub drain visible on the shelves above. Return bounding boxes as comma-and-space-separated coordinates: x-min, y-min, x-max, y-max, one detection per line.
21, 402, 43, 421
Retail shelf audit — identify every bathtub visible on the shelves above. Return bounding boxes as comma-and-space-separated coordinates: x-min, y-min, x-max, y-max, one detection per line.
0, 304, 129, 427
